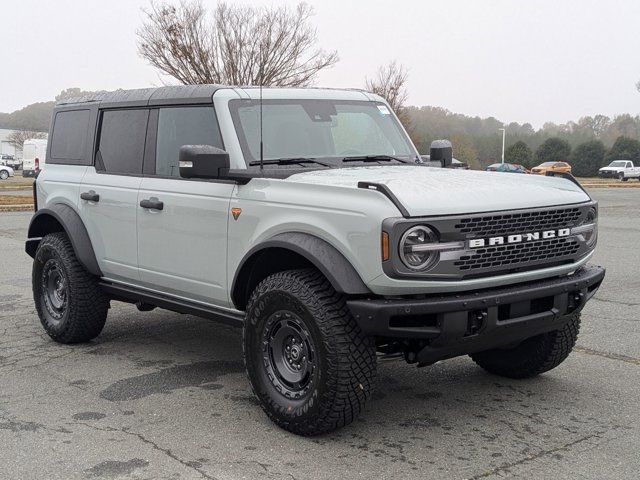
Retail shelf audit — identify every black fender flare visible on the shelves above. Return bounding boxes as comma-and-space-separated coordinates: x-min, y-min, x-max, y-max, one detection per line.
231, 232, 371, 310
26, 204, 102, 276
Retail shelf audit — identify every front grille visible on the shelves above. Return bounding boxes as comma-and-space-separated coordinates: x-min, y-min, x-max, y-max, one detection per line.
454, 207, 582, 238
454, 237, 580, 271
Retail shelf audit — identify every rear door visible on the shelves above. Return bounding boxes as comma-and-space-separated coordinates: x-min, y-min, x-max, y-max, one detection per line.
136, 105, 235, 307
79, 108, 149, 283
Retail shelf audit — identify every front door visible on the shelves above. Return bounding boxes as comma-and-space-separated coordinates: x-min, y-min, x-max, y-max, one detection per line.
136, 106, 234, 307
79, 108, 149, 283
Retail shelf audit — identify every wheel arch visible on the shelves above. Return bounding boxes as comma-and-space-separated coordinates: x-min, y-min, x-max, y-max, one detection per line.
26, 204, 102, 276
231, 232, 371, 311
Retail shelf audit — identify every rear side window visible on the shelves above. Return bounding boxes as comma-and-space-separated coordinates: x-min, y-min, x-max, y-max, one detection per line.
50, 109, 90, 162
155, 107, 223, 177
97, 109, 148, 174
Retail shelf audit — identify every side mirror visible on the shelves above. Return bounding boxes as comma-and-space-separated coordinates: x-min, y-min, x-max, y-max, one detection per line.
179, 145, 230, 179
430, 139, 453, 168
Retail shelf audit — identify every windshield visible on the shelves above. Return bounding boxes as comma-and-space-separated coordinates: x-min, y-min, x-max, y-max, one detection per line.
229, 99, 415, 165
608, 161, 627, 167
539, 162, 556, 167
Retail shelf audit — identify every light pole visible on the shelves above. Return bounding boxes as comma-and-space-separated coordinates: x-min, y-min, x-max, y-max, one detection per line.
499, 128, 506, 164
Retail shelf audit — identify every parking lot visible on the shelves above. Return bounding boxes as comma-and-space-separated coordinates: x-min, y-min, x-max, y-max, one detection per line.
0, 188, 638, 479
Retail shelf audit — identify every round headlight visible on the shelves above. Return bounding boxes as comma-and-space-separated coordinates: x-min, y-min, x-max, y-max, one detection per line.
399, 225, 439, 271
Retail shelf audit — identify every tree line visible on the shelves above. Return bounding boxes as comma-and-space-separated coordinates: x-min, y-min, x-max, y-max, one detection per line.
405, 107, 640, 174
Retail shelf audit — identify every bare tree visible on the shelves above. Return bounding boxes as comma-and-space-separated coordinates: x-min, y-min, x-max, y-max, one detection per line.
7, 130, 47, 151
365, 61, 409, 114
137, 1, 338, 87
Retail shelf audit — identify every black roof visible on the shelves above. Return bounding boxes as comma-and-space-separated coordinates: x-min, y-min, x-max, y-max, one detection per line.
56, 84, 225, 108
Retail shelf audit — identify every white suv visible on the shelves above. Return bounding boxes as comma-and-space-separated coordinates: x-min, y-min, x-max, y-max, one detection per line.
26, 85, 605, 435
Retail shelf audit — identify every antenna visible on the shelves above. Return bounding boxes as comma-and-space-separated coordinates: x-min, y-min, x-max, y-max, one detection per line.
259, 45, 264, 171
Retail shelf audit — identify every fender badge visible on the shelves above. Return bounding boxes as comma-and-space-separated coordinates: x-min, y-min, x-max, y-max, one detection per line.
231, 208, 242, 220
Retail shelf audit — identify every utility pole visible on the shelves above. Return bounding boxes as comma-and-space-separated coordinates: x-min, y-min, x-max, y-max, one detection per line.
499, 128, 506, 164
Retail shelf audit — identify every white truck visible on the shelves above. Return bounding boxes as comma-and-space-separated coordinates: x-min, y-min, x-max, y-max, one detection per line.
598, 160, 640, 180
21, 138, 47, 177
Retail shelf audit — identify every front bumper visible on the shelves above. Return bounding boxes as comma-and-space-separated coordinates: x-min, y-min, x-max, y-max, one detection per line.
348, 264, 605, 365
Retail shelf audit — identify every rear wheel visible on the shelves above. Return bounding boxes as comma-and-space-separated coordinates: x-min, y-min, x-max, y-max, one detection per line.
0, 170, 8, 180
470, 313, 580, 379
33, 232, 109, 343
243, 269, 377, 436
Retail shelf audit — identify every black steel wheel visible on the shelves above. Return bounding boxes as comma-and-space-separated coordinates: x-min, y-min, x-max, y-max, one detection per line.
41, 258, 69, 324
262, 310, 317, 399
243, 268, 377, 436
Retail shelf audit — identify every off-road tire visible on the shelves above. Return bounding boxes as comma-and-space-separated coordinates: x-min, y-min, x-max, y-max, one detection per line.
470, 313, 581, 379
33, 232, 108, 343
243, 268, 377, 436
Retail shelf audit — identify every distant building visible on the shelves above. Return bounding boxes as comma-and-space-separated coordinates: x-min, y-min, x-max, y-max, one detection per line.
0, 129, 19, 158
0, 129, 48, 159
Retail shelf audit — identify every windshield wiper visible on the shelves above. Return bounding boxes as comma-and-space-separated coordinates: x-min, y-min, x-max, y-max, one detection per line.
249, 157, 331, 167
342, 155, 410, 164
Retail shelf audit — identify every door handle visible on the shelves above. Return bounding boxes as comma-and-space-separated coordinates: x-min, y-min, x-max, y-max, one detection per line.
80, 191, 99, 202
139, 198, 164, 211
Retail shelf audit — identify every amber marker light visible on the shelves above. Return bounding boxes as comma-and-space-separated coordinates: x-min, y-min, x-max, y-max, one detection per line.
231, 208, 242, 220
381, 231, 390, 261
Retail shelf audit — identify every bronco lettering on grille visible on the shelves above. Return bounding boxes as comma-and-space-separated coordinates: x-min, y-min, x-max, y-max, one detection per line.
468, 228, 571, 248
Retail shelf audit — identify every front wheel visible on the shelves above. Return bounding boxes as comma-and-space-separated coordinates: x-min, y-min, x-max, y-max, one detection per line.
0, 170, 8, 180
243, 269, 377, 436
470, 313, 581, 379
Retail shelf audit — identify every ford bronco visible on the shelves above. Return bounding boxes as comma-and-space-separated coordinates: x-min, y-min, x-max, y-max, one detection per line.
26, 85, 605, 435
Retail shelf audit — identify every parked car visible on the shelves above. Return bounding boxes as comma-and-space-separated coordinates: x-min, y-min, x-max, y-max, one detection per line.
26, 85, 604, 436
531, 161, 572, 175
0, 164, 15, 180
486, 163, 528, 173
598, 160, 638, 180
22, 139, 47, 177
1, 154, 22, 170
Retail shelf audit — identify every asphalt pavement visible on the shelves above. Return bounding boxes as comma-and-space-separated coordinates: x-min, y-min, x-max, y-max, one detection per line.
0, 189, 638, 479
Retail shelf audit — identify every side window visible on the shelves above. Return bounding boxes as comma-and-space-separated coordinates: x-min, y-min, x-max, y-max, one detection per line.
50, 109, 90, 162
97, 109, 148, 174
155, 107, 223, 177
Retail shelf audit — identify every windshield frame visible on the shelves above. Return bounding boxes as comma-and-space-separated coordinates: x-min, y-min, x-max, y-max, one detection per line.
228, 98, 418, 168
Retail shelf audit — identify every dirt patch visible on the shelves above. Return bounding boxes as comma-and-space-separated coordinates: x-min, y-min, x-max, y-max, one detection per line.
0, 195, 33, 206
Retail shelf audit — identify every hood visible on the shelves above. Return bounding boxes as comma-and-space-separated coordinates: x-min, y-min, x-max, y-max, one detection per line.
286, 166, 590, 217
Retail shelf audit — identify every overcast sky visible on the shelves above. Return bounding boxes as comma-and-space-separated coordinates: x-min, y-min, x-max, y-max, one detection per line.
1, 0, 639, 127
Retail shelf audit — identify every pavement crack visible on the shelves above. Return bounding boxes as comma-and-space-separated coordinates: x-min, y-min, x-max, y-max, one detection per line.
591, 297, 640, 307
73, 422, 218, 479
466, 432, 603, 479
121, 428, 219, 480
574, 346, 640, 366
